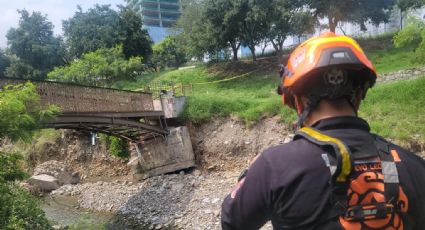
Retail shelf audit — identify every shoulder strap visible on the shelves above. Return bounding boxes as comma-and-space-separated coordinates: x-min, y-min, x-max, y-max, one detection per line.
374, 135, 401, 209
295, 127, 352, 183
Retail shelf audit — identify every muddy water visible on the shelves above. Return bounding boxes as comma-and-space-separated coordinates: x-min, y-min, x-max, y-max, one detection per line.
42, 195, 114, 227
41, 195, 147, 229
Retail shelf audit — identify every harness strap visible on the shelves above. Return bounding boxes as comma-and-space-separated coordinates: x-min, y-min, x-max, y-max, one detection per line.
296, 127, 352, 183
375, 136, 401, 210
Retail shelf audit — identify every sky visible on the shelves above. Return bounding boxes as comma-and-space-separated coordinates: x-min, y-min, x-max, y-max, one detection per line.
0, 0, 125, 48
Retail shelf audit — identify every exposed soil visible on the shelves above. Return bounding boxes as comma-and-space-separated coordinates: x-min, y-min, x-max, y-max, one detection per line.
188, 116, 292, 173
27, 130, 132, 182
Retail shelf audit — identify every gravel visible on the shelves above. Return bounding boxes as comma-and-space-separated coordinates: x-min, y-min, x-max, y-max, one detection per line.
52, 170, 274, 229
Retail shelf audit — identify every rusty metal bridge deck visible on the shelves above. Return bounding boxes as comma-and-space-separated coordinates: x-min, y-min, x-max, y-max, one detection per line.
0, 78, 169, 141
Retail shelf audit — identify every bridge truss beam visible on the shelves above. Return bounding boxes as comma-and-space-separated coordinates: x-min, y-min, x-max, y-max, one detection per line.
43, 111, 169, 141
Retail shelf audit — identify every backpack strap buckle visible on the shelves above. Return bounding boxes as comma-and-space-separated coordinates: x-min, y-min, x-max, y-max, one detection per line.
345, 203, 395, 221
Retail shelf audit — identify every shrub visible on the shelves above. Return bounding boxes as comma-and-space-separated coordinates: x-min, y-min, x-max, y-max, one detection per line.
151, 36, 187, 69
393, 16, 425, 62
0, 82, 58, 229
0, 152, 52, 229
108, 136, 130, 159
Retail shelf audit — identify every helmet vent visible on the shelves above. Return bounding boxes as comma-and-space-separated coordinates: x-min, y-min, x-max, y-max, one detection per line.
332, 52, 346, 58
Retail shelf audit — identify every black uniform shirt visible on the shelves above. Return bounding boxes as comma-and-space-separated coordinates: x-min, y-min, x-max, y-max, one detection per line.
221, 116, 425, 229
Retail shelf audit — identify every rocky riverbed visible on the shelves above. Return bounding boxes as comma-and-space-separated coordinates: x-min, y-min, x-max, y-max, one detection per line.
51, 170, 272, 229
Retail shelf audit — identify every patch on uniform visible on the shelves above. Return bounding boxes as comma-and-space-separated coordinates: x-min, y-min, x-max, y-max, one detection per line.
230, 178, 246, 199
339, 160, 409, 230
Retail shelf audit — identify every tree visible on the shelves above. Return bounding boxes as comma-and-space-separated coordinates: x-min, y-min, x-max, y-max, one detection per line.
174, 0, 214, 61
0, 49, 10, 78
118, 6, 153, 59
6, 10, 65, 80
204, 0, 243, 61
63, 5, 121, 58
4, 55, 37, 79
238, 0, 273, 61
397, 0, 425, 29
305, 0, 397, 32
289, 11, 315, 43
152, 36, 187, 68
267, 0, 313, 57
0, 83, 58, 229
63, 5, 152, 60
397, 0, 425, 11
48, 46, 146, 87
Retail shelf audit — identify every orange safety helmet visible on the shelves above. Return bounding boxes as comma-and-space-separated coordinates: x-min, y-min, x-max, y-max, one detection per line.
278, 32, 377, 122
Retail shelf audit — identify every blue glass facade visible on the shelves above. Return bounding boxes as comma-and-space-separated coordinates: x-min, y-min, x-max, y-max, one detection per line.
129, 0, 181, 43
146, 26, 169, 43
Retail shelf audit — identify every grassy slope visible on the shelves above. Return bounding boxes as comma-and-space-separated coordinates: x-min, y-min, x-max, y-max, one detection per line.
359, 33, 420, 74
114, 36, 425, 142
116, 67, 296, 124
360, 76, 425, 142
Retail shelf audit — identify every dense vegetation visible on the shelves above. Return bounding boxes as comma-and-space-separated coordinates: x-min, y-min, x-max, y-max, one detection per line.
48, 46, 146, 87
0, 83, 58, 229
0, 5, 152, 82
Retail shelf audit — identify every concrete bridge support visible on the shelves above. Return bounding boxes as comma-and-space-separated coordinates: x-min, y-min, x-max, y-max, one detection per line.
129, 126, 195, 180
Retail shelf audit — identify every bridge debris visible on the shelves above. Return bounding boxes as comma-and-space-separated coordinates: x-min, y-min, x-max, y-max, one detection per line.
131, 126, 195, 180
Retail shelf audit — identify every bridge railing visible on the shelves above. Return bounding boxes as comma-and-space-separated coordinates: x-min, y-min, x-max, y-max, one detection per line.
0, 78, 155, 113
141, 81, 193, 99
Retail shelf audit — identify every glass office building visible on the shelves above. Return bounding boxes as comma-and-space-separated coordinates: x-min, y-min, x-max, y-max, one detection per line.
128, 0, 182, 43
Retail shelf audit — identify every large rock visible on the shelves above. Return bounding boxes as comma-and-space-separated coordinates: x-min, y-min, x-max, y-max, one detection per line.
27, 174, 59, 192
32, 160, 80, 185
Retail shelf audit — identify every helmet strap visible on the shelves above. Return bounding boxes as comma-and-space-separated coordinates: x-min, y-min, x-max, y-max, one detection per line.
297, 96, 320, 128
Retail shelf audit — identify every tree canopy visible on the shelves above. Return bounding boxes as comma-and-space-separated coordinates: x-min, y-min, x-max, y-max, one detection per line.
0, 50, 10, 78
6, 10, 65, 80
63, 5, 121, 58
203, 0, 243, 61
305, 0, 397, 32
63, 4, 152, 60
118, 6, 153, 59
152, 36, 187, 69
48, 46, 146, 87
397, 0, 425, 11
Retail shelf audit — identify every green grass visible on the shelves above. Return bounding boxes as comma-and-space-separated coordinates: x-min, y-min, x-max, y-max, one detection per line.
360, 76, 425, 142
367, 46, 420, 74
160, 67, 297, 124
358, 33, 421, 74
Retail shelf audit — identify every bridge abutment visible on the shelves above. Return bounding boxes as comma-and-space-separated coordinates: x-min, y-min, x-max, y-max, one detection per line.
129, 126, 195, 180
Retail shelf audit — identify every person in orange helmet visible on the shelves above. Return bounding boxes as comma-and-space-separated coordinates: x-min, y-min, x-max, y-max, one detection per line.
221, 32, 425, 229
